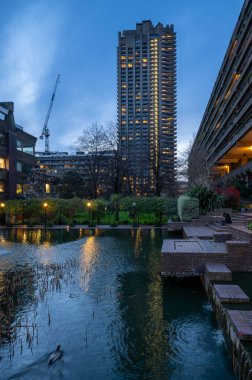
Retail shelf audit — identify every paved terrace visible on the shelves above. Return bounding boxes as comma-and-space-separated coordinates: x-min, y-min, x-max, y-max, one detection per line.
162, 239, 227, 254
161, 235, 252, 277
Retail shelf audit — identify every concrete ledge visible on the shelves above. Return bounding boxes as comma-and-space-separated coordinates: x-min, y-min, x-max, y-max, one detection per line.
213, 284, 250, 303
204, 263, 232, 283
226, 240, 250, 247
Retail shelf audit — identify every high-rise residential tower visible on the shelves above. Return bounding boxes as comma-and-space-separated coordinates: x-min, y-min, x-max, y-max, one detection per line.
117, 21, 177, 195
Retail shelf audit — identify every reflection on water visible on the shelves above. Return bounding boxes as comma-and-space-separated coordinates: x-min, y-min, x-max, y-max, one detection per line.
0, 228, 88, 246
0, 228, 235, 380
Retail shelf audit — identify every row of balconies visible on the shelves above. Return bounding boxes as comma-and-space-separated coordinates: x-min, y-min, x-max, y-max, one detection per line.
195, 20, 251, 143
198, 68, 251, 152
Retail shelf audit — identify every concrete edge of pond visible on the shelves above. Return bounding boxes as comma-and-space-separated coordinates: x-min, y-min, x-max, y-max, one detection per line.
0, 225, 170, 230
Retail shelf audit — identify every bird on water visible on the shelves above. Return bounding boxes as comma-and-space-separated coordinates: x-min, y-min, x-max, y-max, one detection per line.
48, 345, 62, 365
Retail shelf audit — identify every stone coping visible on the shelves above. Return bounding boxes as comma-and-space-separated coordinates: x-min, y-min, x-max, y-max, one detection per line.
213, 284, 250, 303
0, 224, 168, 230
226, 240, 250, 246
205, 263, 232, 274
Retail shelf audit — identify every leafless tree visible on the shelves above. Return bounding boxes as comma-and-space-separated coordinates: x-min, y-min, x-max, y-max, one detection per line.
177, 136, 210, 188
75, 123, 111, 198
104, 121, 127, 194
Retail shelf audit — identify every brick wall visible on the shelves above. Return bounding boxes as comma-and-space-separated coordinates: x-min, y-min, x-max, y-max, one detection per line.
161, 241, 252, 276
230, 225, 252, 243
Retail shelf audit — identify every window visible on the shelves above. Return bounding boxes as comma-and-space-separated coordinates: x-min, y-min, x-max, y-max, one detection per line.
17, 140, 22, 151
0, 133, 5, 145
17, 162, 22, 172
0, 158, 5, 169
0, 181, 4, 192
45, 183, 51, 193
16, 184, 23, 194
23, 146, 34, 155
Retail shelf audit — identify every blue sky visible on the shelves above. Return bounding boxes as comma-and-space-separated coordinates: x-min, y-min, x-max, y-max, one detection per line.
0, 0, 244, 153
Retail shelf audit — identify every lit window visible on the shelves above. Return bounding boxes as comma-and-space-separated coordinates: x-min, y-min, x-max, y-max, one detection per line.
0, 181, 4, 192
16, 184, 23, 194
0, 158, 5, 169
45, 183, 50, 193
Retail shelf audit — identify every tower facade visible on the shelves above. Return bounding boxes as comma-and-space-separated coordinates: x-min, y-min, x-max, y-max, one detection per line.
117, 21, 177, 195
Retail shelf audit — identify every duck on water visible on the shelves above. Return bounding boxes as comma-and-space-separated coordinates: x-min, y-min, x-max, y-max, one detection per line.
48, 345, 62, 365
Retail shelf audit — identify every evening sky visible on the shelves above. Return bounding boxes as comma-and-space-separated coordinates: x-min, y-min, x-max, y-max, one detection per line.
0, 0, 244, 153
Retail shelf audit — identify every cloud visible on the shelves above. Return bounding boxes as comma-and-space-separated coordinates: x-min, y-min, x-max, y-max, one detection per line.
0, 2, 63, 134
53, 95, 116, 151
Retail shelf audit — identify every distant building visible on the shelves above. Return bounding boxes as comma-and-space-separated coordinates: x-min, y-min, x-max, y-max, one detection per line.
117, 20, 177, 195
0, 102, 37, 199
189, 0, 252, 183
35, 150, 115, 196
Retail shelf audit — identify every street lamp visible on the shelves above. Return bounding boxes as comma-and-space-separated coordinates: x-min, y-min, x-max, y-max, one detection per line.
43, 202, 48, 229
0, 203, 5, 227
87, 202, 91, 229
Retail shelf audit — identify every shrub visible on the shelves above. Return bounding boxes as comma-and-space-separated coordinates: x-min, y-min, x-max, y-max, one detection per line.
53, 213, 68, 225
110, 222, 118, 227
189, 185, 224, 213
46, 221, 54, 227
177, 195, 199, 221
120, 219, 129, 224
170, 215, 180, 222
218, 187, 240, 209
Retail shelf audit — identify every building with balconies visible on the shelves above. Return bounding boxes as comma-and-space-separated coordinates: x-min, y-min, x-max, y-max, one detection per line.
117, 21, 177, 195
0, 102, 37, 199
189, 0, 252, 184
35, 150, 116, 197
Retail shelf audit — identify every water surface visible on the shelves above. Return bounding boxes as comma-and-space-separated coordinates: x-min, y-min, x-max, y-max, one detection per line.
0, 228, 235, 379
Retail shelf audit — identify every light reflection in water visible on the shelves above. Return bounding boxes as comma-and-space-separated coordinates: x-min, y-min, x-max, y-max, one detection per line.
134, 228, 142, 257
0, 229, 235, 380
80, 236, 98, 291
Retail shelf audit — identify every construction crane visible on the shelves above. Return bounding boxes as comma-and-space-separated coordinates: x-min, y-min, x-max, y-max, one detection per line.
40, 74, 60, 153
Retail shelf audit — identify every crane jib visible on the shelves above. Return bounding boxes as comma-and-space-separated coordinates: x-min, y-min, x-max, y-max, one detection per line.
40, 75, 60, 154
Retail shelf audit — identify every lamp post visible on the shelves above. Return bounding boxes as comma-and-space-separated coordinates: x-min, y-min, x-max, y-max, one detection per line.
87, 202, 91, 230
43, 202, 48, 229
1, 203, 5, 227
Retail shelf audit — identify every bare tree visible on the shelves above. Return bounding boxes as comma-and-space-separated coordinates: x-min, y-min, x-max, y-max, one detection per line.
104, 121, 127, 194
27, 170, 58, 197
75, 123, 111, 198
177, 136, 210, 188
